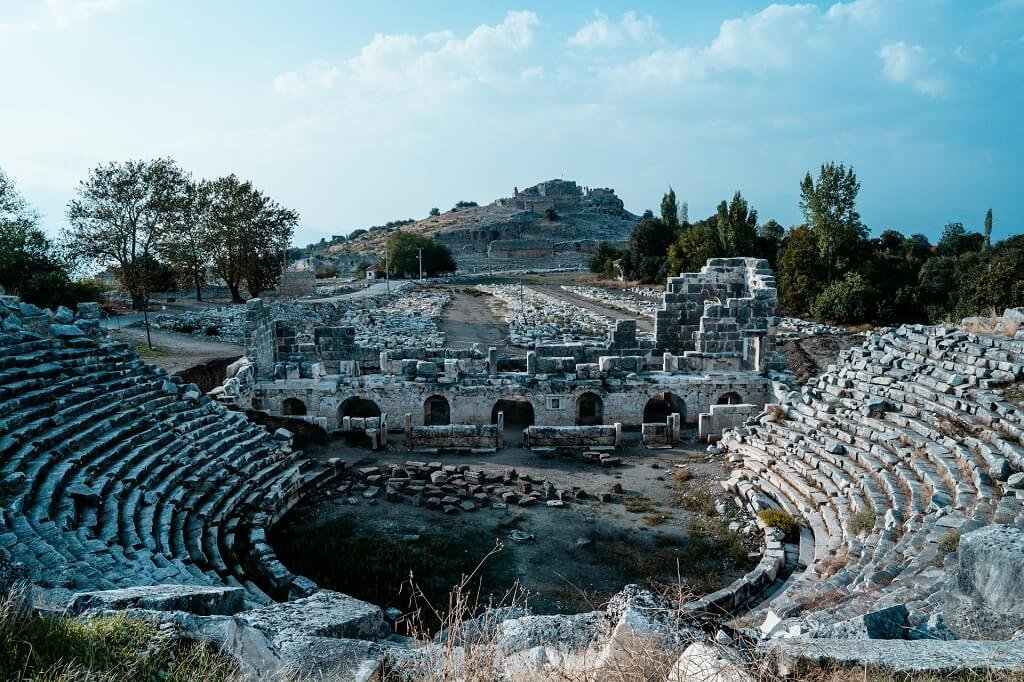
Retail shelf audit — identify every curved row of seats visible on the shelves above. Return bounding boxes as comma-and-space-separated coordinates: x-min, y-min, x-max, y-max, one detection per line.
721, 323, 1024, 632
0, 304, 340, 609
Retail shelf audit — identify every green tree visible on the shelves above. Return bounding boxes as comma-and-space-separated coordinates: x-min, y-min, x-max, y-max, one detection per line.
544, 207, 560, 222
589, 242, 623, 279
348, 228, 368, 239
202, 175, 298, 302
160, 180, 212, 301
756, 219, 785, 267
660, 187, 680, 232
429, 207, 440, 217
937, 222, 984, 257
799, 163, 865, 284
66, 158, 187, 309
984, 208, 993, 250
379, 231, 455, 278
777, 225, 826, 313
668, 221, 720, 275
811, 272, 877, 324
620, 218, 675, 283
716, 191, 758, 256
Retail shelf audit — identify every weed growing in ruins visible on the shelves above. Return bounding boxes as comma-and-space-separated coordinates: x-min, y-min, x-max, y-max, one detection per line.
757, 508, 797, 538
939, 530, 962, 555
623, 495, 656, 513
0, 587, 239, 681
1001, 384, 1024, 407
849, 509, 876, 536
671, 481, 716, 516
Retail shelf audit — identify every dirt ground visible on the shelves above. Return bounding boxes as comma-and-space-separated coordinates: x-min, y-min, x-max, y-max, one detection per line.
436, 287, 512, 352
107, 326, 243, 374
776, 334, 860, 383
272, 433, 757, 622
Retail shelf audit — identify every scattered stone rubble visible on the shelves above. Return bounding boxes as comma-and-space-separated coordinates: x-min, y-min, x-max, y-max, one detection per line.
155, 286, 449, 350
561, 284, 660, 319
326, 462, 595, 514
478, 283, 615, 346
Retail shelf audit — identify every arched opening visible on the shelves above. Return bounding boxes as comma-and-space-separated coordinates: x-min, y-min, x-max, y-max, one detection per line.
643, 391, 685, 423
491, 398, 534, 428
338, 396, 382, 420
576, 392, 603, 426
282, 397, 307, 416
424, 395, 451, 426
716, 391, 743, 405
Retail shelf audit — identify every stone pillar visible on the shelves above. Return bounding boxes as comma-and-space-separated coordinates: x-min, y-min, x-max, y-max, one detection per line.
613, 422, 622, 447
671, 412, 681, 443
342, 416, 351, 432
444, 358, 459, 380
488, 347, 499, 376
381, 413, 388, 445
665, 415, 674, 445
496, 411, 504, 450
404, 412, 412, 448
379, 351, 390, 375
663, 352, 678, 373
526, 351, 537, 375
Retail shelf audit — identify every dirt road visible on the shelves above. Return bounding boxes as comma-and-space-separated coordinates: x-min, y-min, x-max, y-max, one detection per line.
438, 288, 511, 351
108, 327, 243, 374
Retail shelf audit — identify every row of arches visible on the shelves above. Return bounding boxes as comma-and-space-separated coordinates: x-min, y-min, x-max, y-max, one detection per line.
279, 390, 745, 426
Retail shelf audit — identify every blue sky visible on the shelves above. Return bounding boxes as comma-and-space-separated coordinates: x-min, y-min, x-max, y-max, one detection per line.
2, 1, 1022, 246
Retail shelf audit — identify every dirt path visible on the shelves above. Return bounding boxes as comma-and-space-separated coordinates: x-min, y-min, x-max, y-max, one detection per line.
108, 327, 243, 374
438, 288, 512, 351
527, 285, 655, 334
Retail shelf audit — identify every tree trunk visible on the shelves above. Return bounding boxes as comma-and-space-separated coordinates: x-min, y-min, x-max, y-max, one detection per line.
193, 270, 203, 302
130, 290, 146, 311
227, 282, 244, 304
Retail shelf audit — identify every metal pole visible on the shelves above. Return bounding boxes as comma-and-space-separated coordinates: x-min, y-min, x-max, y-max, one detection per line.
417, 248, 423, 281
385, 243, 390, 295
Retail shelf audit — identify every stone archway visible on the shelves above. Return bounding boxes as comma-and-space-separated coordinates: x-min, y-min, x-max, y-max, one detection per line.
576, 392, 603, 426
282, 397, 307, 416
338, 396, 382, 421
716, 391, 743, 405
491, 398, 534, 428
424, 395, 451, 426
643, 391, 686, 423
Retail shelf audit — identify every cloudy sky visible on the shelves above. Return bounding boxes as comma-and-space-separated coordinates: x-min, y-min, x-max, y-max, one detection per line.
2, 0, 1022, 245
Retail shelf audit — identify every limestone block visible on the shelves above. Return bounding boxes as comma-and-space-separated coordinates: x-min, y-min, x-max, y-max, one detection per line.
241, 590, 384, 641
667, 642, 753, 682
944, 524, 1024, 638
67, 585, 245, 616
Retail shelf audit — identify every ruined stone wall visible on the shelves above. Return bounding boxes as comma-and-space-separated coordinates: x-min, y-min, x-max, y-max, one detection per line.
254, 371, 771, 430
275, 270, 316, 298
245, 299, 277, 380
654, 257, 778, 368
487, 239, 554, 259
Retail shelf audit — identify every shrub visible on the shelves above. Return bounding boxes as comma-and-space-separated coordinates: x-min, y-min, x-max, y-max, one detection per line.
315, 263, 336, 279
204, 325, 220, 337
811, 272, 877, 324
672, 484, 716, 515
544, 207, 560, 221
939, 530, 961, 554
758, 508, 797, 537
849, 509, 876, 536
429, 207, 440, 216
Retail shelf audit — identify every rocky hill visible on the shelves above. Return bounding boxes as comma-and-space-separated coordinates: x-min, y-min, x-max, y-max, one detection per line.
326, 179, 638, 273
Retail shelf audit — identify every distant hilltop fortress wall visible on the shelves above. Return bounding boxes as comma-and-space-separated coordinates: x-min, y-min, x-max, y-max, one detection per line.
494, 178, 626, 216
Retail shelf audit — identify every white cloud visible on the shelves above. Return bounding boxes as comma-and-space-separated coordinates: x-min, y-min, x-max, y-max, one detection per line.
567, 10, 661, 49
273, 11, 540, 98
878, 42, 948, 96
604, 2, 884, 86
45, 0, 125, 29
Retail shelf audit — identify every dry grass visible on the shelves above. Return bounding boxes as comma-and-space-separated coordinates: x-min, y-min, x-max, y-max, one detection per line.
672, 467, 692, 483
623, 495, 657, 514
849, 509, 876, 536
0, 586, 239, 682
671, 481, 716, 516
764, 404, 787, 423
939, 530, 962, 555
817, 546, 850, 580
